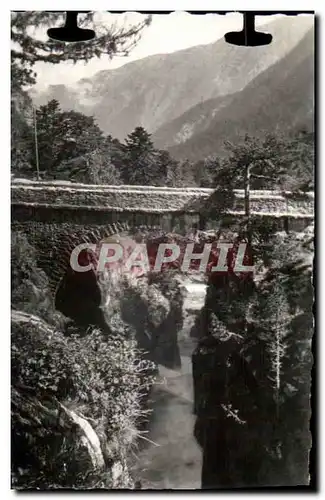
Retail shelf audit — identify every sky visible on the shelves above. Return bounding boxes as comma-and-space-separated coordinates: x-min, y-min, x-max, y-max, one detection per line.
33, 12, 278, 90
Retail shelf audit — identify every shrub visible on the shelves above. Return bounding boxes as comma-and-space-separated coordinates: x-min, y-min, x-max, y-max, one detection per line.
11, 313, 156, 489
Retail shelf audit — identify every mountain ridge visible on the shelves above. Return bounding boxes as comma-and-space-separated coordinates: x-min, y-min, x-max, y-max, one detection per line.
30, 16, 313, 142
164, 27, 314, 161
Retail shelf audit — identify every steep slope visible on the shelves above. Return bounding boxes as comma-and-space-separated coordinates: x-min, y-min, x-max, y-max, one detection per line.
152, 93, 238, 150
166, 27, 314, 161
30, 16, 313, 141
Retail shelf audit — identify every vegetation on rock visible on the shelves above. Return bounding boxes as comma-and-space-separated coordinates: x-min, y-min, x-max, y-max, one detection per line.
11, 231, 157, 489
192, 229, 313, 487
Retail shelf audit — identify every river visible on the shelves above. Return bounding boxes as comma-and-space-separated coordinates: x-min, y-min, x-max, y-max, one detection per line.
133, 282, 207, 489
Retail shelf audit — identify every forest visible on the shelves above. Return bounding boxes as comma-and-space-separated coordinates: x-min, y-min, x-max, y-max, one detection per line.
12, 96, 314, 192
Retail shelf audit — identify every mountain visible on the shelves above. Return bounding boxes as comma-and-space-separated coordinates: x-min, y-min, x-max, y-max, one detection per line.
162, 27, 314, 161
152, 93, 238, 150
30, 16, 313, 141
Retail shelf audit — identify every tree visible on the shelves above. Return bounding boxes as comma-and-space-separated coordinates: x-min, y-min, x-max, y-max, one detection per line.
194, 227, 313, 486
60, 149, 122, 185
33, 100, 106, 179
211, 133, 314, 246
124, 126, 154, 152
34, 99, 65, 174
11, 11, 151, 89
88, 153, 121, 185
122, 127, 159, 185
11, 12, 151, 180
155, 150, 176, 187
245, 235, 313, 484
221, 135, 288, 245
193, 156, 222, 188
283, 129, 315, 191
166, 158, 196, 187
11, 91, 34, 178
12, 98, 125, 183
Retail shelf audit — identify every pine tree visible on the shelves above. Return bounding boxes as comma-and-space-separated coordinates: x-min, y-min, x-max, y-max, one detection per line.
122, 127, 159, 185
245, 235, 313, 484
11, 11, 151, 88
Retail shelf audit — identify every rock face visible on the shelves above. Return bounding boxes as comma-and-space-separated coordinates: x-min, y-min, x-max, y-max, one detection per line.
11, 387, 100, 489
98, 263, 185, 370
11, 223, 186, 369
192, 333, 272, 488
191, 235, 313, 488
16, 224, 187, 369
11, 229, 167, 489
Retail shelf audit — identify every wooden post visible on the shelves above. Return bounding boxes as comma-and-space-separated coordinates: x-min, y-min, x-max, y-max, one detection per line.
33, 106, 40, 181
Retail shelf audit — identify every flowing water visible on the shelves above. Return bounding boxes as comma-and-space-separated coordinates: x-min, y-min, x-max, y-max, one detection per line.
133, 282, 207, 490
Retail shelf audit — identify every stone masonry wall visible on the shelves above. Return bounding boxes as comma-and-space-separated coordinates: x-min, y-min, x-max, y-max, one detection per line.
11, 181, 314, 218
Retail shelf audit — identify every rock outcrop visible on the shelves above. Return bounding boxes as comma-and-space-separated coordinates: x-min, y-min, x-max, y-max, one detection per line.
191, 234, 313, 487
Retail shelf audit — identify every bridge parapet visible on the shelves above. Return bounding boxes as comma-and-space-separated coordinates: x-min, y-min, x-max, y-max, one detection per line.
11, 180, 314, 218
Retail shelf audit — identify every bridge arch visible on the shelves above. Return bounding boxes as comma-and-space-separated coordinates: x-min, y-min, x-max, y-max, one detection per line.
11, 182, 314, 325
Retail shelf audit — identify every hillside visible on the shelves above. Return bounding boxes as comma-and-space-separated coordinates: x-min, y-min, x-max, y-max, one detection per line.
152, 93, 237, 150
164, 27, 314, 161
30, 16, 313, 141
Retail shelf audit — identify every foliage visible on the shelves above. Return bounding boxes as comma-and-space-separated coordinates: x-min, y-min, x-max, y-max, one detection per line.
212, 132, 314, 192
12, 320, 155, 438
35, 100, 103, 177
11, 231, 64, 327
86, 149, 122, 185
171, 159, 197, 187
11, 97, 194, 186
11, 98, 123, 183
120, 127, 159, 185
11, 316, 155, 489
284, 129, 314, 191
117, 128, 197, 186
11, 92, 313, 189
193, 156, 222, 188
248, 238, 312, 483
197, 230, 313, 486
11, 230, 156, 489
11, 92, 35, 177
11, 11, 151, 88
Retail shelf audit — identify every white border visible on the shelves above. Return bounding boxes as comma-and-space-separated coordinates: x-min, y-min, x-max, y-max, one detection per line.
8, 1, 319, 12
2, 2, 321, 498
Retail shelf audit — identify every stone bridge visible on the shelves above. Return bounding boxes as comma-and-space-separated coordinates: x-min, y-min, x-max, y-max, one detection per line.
11, 180, 314, 231
11, 180, 314, 325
